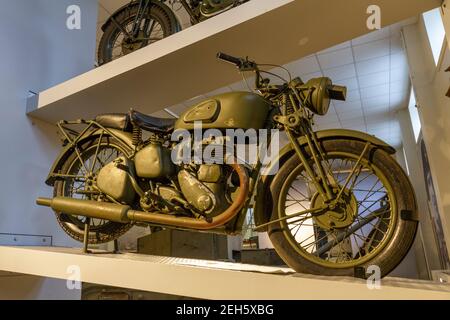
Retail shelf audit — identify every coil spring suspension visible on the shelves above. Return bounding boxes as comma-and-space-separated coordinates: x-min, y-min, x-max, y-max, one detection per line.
284, 93, 295, 115
132, 125, 142, 146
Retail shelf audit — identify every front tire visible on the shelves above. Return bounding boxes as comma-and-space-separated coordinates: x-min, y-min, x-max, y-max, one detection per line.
268, 139, 418, 278
98, 3, 178, 65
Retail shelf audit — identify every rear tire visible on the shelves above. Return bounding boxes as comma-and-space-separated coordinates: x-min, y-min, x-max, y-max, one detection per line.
54, 136, 134, 244
268, 139, 418, 278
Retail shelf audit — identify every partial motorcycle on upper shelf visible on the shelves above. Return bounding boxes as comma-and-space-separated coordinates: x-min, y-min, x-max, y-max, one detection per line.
98, 0, 249, 65
37, 52, 418, 279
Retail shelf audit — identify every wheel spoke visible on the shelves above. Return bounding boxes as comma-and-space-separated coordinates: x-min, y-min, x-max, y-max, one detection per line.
90, 132, 104, 174
287, 215, 313, 226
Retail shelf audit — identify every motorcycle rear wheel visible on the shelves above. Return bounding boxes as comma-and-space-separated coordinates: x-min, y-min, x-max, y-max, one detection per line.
53, 136, 134, 244
268, 139, 418, 278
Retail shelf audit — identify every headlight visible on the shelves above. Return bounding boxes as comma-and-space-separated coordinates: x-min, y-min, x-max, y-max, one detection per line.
298, 77, 347, 116
302, 77, 332, 115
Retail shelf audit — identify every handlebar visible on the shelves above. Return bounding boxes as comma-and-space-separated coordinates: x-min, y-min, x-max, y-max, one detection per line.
216, 52, 284, 95
216, 52, 348, 102
216, 52, 243, 67
216, 52, 258, 72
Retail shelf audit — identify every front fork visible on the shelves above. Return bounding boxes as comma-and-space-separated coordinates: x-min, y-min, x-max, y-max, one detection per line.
132, 0, 152, 38
285, 127, 335, 202
286, 124, 371, 207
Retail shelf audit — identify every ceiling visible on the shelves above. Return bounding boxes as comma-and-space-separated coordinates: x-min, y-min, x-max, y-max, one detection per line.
96, 1, 416, 149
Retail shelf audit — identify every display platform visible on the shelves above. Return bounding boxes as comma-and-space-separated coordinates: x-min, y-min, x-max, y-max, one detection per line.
1, 246, 449, 299
27, 0, 439, 123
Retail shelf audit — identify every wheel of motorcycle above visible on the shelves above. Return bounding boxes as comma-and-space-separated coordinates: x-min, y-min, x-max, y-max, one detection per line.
97, 1, 250, 65
98, 2, 178, 65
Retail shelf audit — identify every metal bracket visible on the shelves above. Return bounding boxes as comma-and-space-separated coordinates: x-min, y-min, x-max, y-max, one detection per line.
0, 233, 52, 246
273, 112, 302, 128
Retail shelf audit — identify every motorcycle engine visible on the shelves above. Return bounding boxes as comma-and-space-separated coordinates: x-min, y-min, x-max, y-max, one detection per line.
96, 145, 231, 218
178, 164, 229, 216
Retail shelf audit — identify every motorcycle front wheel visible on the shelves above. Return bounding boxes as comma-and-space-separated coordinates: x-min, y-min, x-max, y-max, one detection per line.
98, 4, 177, 65
268, 139, 418, 278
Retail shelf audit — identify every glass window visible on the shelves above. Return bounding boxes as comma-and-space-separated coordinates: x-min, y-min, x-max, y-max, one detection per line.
423, 8, 446, 66
408, 88, 421, 142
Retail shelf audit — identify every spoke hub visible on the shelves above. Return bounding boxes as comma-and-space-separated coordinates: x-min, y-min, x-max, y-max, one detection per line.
311, 188, 357, 230
121, 31, 145, 55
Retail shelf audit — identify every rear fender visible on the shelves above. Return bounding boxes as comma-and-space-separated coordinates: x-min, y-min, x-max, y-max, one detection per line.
45, 129, 134, 186
253, 129, 396, 230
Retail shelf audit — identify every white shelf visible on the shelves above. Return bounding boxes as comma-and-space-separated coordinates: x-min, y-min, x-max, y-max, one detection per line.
27, 0, 440, 123
1, 246, 449, 299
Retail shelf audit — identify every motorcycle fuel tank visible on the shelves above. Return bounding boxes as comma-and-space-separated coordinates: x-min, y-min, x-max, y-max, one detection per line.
175, 92, 271, 130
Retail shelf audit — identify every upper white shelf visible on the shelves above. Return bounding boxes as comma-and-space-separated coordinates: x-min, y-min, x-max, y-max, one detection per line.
27, 0, 440, 123
1, 246, 449, 299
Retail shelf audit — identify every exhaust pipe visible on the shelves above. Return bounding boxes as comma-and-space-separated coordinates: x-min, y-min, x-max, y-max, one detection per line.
36, 163, 249, 230
36, 197, 131, 223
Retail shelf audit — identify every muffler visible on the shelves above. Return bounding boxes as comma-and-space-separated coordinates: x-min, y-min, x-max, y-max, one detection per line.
36, 197, 131, 223
36, 163, 249, 230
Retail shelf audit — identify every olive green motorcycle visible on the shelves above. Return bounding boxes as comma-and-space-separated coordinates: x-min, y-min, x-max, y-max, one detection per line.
37, 53, 418, 278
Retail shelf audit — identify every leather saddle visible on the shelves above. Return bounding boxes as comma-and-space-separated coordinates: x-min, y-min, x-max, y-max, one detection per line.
95, 110, 176, 134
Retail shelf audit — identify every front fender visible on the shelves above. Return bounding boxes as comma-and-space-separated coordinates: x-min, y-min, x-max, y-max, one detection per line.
253, 129, 396, 230
45, 129, 134, 186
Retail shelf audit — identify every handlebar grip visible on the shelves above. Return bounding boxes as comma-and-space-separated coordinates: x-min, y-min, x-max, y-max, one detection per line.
217, 52, 242, 67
